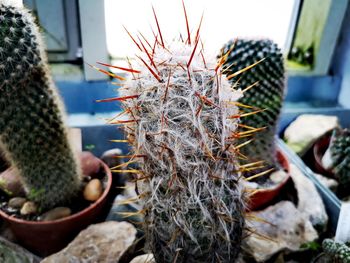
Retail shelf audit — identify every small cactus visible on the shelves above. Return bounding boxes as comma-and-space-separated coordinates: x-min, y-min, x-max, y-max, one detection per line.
104, 5, 256, 263
0, 4, 81, 209
322, 239, 350, 263
328, 128, 350, 189
221, 38, 285, 173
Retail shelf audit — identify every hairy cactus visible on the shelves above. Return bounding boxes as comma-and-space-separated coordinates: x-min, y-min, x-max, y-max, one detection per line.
0, 4, 81, 209
322, 239, 350, 263
221, 39, 285, 173
113, 10, 249, 263
328, 128, 350, 189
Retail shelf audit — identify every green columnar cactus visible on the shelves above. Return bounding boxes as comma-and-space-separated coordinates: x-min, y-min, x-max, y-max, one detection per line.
118, 28, 246, 263
221, 39, 285, 172
322, 239, 350, 263
329, 128, 350, 188
0, 4, 81, 209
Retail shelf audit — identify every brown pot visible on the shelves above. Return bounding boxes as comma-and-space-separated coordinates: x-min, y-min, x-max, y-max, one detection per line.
248, 149, 291, 210
0, 159, 112, 256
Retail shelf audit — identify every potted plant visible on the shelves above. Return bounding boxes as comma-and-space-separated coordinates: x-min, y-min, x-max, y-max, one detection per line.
312, 239, 350, 262
220, 38, 290, 210
95, 6, 259, 262
313, 128, 350, 198
0, 3, 112, 256
92, 1, 298, 260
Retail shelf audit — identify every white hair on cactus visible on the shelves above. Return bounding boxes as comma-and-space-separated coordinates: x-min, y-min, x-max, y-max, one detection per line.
1, 0, 23, 8
121, 40, 242, 145
118, 35, 247, 262
113, 3, 250, 261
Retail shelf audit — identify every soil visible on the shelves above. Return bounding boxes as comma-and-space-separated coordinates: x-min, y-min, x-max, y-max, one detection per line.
0, 166, 108, 221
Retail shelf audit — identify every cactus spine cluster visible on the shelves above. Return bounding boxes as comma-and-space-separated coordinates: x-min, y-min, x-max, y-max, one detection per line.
0, 4, 81, 209
221, 39, 285, 173
113, 7, 250, 263
322, 239, 350, 263
329, 128, 350, 189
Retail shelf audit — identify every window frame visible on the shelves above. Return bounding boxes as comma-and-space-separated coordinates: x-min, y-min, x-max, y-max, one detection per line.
287, 0, 348, 76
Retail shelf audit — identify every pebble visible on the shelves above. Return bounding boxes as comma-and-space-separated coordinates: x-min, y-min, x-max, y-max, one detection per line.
130, 254, 155, 263
80, 151, 101, 176
20, 201, 37, 215
0, 168, 25, 196
83, 179, 103, 201
8, 197, 26, 209
41, 207, 71, 221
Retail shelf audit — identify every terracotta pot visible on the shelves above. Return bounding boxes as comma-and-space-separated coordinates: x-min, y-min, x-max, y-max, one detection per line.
0, 160, 112, 256
248, 149, 291, 210
313, 134, 334, 177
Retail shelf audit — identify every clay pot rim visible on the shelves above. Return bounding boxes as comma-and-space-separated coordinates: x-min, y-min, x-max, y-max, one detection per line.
253, 149, 290, 192
248, 148, 291, 210
0, 160, 112, 225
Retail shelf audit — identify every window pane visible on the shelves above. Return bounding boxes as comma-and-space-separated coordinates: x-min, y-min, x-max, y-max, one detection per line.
105, 0, 297, 59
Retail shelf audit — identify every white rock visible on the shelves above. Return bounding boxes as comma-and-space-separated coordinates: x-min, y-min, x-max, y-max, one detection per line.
270, 170, 288, 185
289, 164, 328, 229
314, 172, 338, 192
284, 114, 339, 155
129, 254, 155, 263
244, 201, 318, 262
0, 236, 41, 263
41, 221, 137, 263
321, 146, 334, 170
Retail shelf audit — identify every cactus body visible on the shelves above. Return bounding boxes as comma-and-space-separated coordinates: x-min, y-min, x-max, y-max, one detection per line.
329, 129, 350, 189
0, 4, 81, 209
323, 239, 350, 263
221, 39, 285, 172
119, 39, 246, 262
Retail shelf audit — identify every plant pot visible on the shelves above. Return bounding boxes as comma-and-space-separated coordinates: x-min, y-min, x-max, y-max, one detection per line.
0, 159, 112, 257
248, 149, 291, 210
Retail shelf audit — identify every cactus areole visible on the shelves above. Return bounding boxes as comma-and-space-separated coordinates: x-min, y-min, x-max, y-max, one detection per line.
0, 4, 82, 210
92, 3, 270, 262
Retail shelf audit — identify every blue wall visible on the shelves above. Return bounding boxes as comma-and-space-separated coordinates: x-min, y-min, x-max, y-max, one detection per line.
332, 2, 350, 108
54, 3, 350, 115
57, 80, 121, 114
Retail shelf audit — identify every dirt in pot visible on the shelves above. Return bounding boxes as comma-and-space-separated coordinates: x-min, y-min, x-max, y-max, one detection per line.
0, 166, 108, 222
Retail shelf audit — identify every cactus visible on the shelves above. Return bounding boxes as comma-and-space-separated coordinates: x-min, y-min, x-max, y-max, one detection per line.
328, 128, 350, 189
0, 4, 81, 209
221, 38, 285, 173
322, 239, 350, 263
108, 7, 254, 263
